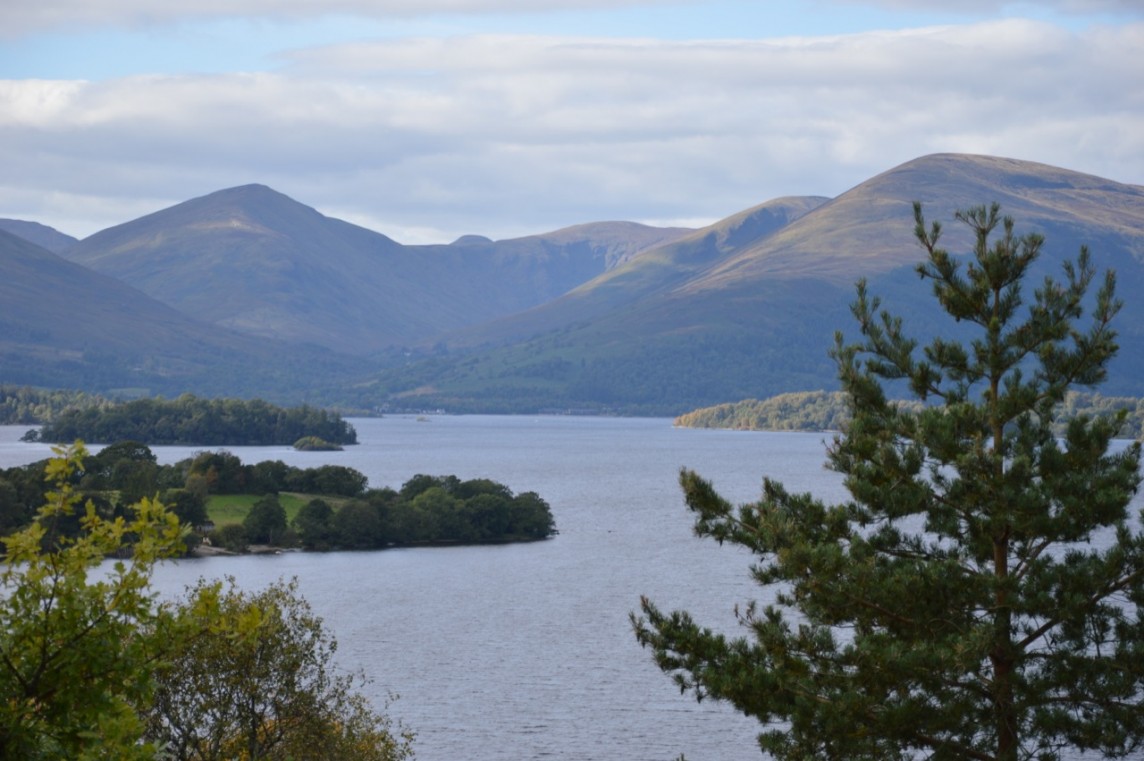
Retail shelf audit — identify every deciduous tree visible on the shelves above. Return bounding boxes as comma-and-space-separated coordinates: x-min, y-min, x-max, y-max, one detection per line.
243, 493, 287, 545
633, 203, 1144, 760
0, 442, 186, 758
144, 577, 414, 761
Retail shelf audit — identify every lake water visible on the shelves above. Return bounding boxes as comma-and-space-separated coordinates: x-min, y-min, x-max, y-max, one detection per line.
0, 417, 1134, 760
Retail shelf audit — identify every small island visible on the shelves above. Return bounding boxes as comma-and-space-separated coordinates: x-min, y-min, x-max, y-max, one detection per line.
674, 390, 850, 432
293, 436, 343, 451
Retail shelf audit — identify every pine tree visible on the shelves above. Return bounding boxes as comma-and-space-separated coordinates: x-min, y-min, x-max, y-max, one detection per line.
633, 202, 1144, 760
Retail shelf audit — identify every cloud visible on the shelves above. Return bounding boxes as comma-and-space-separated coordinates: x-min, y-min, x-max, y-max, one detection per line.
2, 0, 687, 37
8, 0, 1141, 39
825, 0, 1142, 14
1, 19, 1141, 243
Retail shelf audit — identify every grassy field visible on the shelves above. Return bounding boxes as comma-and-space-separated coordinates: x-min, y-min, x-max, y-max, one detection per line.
206, 492, 311, 526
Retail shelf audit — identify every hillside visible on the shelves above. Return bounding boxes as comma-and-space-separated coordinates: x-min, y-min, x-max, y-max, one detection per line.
0, 219, 77, 253
61, 185, 691, 355
0, 229, 368, 399
443, 196, 828, 348
5, 153, 1142, 413
364, 154, 1144, 414
682, 153, 1144, 292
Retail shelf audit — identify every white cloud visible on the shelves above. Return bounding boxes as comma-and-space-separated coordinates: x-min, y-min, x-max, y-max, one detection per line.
1, 19, 1141, 242
830, 0, 1142, 13
2, 0, 686, 37
5, 0, 1141, 38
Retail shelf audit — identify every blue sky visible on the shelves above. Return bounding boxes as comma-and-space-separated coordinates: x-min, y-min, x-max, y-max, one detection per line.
6, 3, 1129, 80
1, 1, 1142, 242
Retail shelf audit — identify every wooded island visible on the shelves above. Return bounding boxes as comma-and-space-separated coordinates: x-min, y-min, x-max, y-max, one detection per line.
0, 443, 556, 553
675, 389, 1144, 439
4, 388, 358, 447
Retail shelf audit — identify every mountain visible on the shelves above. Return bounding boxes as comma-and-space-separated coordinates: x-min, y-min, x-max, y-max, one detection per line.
62, 185, 691, 355
366, 154, 1144, 413
0, 219, 78, 253
446, 195, 829, 347
7, 153, 1142, 413
680, 153, 1144, 291
0, 229, 368, 399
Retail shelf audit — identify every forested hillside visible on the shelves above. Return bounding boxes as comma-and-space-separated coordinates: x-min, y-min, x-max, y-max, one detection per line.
675, 390, 1144, 439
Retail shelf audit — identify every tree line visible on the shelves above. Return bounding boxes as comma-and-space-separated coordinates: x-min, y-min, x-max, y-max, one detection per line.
23, 392, 358, 446
284, 473, 556, 552
0, 384, 114, 425
674, 388, 1144, 439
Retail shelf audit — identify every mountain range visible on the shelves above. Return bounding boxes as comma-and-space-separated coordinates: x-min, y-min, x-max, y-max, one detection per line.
3, 153, 1143, 414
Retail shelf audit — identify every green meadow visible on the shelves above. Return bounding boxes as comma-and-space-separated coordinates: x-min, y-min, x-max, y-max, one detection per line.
206, 493, 311, 526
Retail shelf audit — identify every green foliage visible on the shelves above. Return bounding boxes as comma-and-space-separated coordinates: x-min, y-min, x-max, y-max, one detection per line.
363, 324, 836, 416
0, 477, 29, 535
293, 498, 336, 550
293, 435, 344, 451
285, 463, 368, 497
1055, 390, 1144, 439
294, 474, 557, 550
674, 390, 852, 431
144, 577, 415, 761
633, 203, 1144, 760
210, 523, 249, 553
242, 494, 288, 545
0, 385, 114, 425
0, 442, 186, 759
676, 389, 1144, 437
82, 439, 162, 505
186, 453, 367, 499
0, 443, 553, 552
0, 445, 413, 758
162, 487, 209, 530
32, 393, 357, 446
205, 492, 307, 527
186, 450, 249, 494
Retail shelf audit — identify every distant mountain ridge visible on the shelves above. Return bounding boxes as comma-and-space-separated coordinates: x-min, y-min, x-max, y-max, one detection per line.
60, 185, 692, 354
444, 195, 829, 348
4, 153, 1143, 413
368, 154, 1144, 412
0, 219, 77, 254
0, 228, 367, 398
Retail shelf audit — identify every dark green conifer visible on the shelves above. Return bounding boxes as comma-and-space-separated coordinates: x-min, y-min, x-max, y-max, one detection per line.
634, 202, 1144, 760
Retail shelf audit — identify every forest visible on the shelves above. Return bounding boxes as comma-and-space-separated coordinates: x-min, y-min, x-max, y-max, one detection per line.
674, 389, 1144, 439
0, 442, 556, 553
19, 392, 358, 446
0, 385, 114, 424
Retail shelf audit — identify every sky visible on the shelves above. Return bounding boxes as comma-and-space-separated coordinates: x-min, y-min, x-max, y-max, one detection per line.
1, 1, 1142, 244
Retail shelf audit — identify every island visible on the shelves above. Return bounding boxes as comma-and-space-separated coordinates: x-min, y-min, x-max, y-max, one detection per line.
0, 443, 556, 553
675, 390, 1144, 439
17, 392, 358, 447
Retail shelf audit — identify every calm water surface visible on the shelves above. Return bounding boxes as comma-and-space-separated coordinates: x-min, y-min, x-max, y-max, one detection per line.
1, 416, 1129, 760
